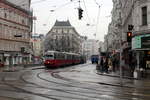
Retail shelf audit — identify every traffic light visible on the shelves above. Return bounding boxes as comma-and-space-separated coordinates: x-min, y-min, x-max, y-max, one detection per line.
127, 32, 132, 42
78, 8, 83, 20
128, 24, 134, 31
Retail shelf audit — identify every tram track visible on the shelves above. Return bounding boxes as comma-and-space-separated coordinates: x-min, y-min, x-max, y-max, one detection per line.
20, 71, 108, 100
0, 64, 149, 100
21, 66, 150, 100
0, 95, 22, 100
22, 70, 149, 100
49, 71, 150, 99
1, 76, 60, 100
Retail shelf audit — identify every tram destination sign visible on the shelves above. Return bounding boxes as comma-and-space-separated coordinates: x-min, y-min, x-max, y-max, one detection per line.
141, 36, 150, 48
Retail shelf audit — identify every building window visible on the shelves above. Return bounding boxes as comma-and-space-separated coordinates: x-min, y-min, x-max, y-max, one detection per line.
4, 13, 7, 18
142, 6, 147, 26
22, 19, 25, 24
0, 24, 1, 34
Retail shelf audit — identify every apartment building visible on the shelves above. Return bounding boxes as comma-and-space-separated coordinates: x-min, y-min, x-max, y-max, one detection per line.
83, 39, 100, 59
0, 0, 33, 66
31, 34, 44, 64
44, 20, 82, 54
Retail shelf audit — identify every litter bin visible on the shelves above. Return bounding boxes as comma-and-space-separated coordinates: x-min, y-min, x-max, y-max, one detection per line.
134, 69, 141, 79
134, 68, 146, 79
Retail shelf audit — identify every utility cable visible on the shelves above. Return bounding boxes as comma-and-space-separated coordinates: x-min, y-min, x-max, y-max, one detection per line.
82, 0, 91, 23
43, 0, 78, 26
53, 0, 78, 11
93, 0, 102, 38
31, 0, 47, 5
95, 5, 101, 37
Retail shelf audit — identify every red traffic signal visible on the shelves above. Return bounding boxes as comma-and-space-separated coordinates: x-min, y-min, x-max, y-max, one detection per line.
127, 32, 132, 42
127, 32, 132, 37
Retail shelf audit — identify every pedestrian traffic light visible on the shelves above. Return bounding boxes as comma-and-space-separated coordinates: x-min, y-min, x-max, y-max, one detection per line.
127, 32, 132, 42
78, 8, 83, 20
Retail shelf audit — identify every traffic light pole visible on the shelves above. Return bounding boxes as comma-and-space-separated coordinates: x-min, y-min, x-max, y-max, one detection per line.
119, 24, 123, 86
119, 37, 123, 86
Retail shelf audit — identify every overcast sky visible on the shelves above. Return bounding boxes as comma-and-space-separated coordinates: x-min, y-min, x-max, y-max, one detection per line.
31, 0, 113, 41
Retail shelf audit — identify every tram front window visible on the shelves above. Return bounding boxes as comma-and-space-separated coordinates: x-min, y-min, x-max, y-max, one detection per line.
45, 55, 54, 60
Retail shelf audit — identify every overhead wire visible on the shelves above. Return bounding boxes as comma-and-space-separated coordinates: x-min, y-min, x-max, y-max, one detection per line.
95, 5, 101, 37
93, 0, 102, 38
31, 0, 47, 5
15, 0, 48, 7
52, 0, 78, 11
82, 0, 91, 23
42, 0, 78, 26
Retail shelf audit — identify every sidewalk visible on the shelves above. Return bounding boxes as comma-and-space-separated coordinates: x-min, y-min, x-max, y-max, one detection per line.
95, 69, 150, 89
0, 66, 24, 72
96, 70, 138, 80
0, 64, 44, 72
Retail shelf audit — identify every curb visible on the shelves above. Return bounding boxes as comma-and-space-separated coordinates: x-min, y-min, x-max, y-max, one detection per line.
97, 82, 134, 88
96, 71, 139, 80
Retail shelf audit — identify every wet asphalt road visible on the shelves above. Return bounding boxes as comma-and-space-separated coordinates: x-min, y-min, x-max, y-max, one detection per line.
0, 63, 150, 100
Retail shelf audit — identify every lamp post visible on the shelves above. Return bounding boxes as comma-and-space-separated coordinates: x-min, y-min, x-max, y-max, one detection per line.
119, 30, 123, 86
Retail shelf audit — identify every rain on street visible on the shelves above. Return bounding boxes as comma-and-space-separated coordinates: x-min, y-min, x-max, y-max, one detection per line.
0, 63, 150, 100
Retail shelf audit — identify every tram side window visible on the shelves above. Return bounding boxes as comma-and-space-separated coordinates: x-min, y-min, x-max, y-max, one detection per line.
55, 53, 63, 60
72, 55, 75, 60
67, 54, 72, 60
64, 54, 67, 60
54, 53, 58, 59
61, 53, 65, 60
58, 54, 60, 59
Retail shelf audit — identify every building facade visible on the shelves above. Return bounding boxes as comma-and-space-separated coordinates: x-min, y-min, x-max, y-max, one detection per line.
105, 0, 150, 76
104, 0, 122, 52
131, 0, 150, 70
83, 39, 100, 59
44, 20, 82, 54
0, 0, 33, 66
31, 34, 44, 64
6, 0, 31, 11
118, 0, 150, 76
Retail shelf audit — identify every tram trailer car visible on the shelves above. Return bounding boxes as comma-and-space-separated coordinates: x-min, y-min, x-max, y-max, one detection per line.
44, 51, 84, 68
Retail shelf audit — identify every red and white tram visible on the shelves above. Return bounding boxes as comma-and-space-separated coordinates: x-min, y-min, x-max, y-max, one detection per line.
44, 51, 84, 68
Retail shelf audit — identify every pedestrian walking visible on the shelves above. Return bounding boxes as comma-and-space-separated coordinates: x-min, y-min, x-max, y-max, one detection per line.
103, 56, 108, 73
112, 54, 117, 72
100, 56, 104, 72
107, 58, 112, 72
131, 56, 137, 77
0, 59, 4, 67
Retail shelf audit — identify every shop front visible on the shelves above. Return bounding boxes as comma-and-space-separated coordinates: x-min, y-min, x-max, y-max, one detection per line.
132, 34, 150, 78
0, 51, 4, 67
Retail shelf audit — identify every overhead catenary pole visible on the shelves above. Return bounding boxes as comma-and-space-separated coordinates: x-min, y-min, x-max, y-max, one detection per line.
118, 11, 123, 86
119, 25, 123, 86
94, 0, 101, 39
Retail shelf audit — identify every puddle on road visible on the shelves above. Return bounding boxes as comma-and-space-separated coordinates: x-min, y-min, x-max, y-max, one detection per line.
100, 94, 115, 99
